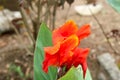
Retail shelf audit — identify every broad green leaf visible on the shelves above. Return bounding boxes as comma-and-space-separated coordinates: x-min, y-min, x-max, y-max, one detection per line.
58, 66, 83, 80
59, 66, 92, 80
85, 68, 92, 80
34, 23, 57, 80
107, 0, 120, 13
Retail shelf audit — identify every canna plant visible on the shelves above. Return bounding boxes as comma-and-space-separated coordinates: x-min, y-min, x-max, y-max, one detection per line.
34, 20, 92, 80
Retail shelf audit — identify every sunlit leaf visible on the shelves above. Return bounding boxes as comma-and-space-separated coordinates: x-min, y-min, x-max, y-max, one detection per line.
85, 68, 92, 80
59, 65, 92, 80
107, 0, 120, 13
34, 23, 57, 80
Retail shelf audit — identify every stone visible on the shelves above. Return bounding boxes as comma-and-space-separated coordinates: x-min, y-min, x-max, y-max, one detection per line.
74, 3, 103, 16
0, 9, 21, 34
97, 53, 120, 80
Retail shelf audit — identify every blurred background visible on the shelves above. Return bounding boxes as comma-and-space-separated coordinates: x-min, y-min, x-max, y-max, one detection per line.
0, 0, 120, 80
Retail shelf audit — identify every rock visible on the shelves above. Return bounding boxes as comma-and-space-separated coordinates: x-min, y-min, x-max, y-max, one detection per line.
0, 9, 21, 34
98, 72, 106, 80
74, 3, 103, 16
1, 9, 21, 21
97, 53, 120, 80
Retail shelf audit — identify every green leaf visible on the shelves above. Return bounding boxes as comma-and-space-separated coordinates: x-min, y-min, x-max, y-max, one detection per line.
9, 64, 24, 78
58, 66, 83, 80
34, 23, 57, 80
85, 68, 92, 80
59, 66, 92, 80
107, 0, 120, 13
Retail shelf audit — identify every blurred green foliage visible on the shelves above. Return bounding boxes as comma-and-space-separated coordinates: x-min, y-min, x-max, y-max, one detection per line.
107, 0, 120, 13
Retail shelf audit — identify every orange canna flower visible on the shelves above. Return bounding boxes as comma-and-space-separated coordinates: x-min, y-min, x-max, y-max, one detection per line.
43, 35, 79, 72
42, 20, 91, 77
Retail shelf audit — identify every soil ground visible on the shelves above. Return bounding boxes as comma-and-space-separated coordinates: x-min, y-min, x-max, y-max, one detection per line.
0, 0, 120, 80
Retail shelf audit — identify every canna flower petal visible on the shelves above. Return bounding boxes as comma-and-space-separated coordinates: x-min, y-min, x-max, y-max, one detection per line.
81, 61, 87, 78
44, 42, 60, 55
60, 35, 79, 52
76, 24, 91, 40
59, 20, 78, 37
72, 48, 90, 77
73, 48, 90, 60
42, 53, 59, 72
60, 51, 73, 65
59, 35, 79, 65
52, 20, 78, 44
52, 29, 64, 45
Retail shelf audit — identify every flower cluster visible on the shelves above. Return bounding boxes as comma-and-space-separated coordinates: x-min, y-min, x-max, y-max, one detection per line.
42, 20, 91, 77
